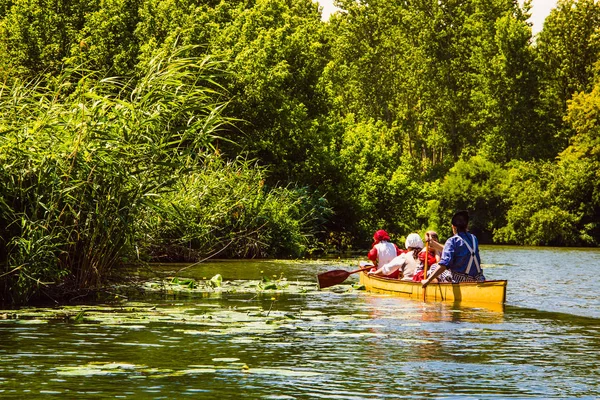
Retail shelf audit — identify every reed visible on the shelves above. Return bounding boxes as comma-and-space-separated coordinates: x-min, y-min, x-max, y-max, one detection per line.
0, 44, 330, 304
0, 45, 229, 304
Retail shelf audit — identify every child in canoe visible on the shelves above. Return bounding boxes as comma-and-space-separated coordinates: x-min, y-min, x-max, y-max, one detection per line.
412, 231, 442, 282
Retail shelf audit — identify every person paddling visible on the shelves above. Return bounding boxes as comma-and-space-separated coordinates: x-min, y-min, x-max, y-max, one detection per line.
422, 210, 485, 287
412, 231, 441, 282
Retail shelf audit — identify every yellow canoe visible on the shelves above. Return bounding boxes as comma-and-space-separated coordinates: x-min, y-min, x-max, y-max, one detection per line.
359, 272, 507, 306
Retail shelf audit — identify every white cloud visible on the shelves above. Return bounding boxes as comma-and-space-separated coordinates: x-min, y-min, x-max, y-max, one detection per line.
526, 0, 558, 36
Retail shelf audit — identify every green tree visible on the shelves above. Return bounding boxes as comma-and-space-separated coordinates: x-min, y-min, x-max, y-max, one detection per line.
494, 160, 582, 246
321, 116, 428, 245
327, 0, 539, 167
495, 64, 600, 247
472, 4, 547, 162
535, 0, 600, 152
326, 0, 438, 165
0, 0, 96, 79
208, 0, 331, 185
75, 0, 142, 75
136, 0, 333, 185
559, 62, 600, 244
436, 156, 509, 242
322, 0, 541, 243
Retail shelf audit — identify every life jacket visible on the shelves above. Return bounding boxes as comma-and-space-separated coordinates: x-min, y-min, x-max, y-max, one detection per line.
418, 249, 437, 269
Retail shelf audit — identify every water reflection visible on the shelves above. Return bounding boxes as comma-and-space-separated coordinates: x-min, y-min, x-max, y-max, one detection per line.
0, 250, 599, 398
360, 294, 505, 323
0, 296, 598, 398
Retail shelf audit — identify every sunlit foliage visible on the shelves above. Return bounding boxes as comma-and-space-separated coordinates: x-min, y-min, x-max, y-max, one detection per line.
1, 0, 600, 304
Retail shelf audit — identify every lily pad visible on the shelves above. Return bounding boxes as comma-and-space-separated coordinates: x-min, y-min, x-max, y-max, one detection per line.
392, 338, 433, 344
229, 338, 256, 344
180, 368, 216, 374
14, 319, 48, 325
56, 362, 140, 376
324, 331, 385, 338
243, 368, 321, 377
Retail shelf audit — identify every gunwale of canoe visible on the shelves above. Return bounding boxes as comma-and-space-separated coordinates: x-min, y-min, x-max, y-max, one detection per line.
359, 272, 507, 305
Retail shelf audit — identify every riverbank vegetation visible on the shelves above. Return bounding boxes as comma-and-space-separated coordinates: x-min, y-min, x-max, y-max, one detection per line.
1, 0, 599, 303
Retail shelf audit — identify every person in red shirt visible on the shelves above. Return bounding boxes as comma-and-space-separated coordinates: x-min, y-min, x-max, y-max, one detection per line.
413, 231, 442, 282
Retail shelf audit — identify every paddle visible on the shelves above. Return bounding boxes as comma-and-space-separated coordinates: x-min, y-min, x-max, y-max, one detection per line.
317, 261, 374, 289
423, 240, 429, 301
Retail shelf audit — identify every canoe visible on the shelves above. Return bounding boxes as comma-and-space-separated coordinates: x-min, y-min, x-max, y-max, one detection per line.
359, 271, 507, 306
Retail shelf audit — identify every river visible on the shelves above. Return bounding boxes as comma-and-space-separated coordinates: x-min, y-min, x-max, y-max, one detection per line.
0, 246, 599, 398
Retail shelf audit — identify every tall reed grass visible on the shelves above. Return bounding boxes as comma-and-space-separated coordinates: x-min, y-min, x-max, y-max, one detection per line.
0, 46, 228, 304
0, 45, 331, 305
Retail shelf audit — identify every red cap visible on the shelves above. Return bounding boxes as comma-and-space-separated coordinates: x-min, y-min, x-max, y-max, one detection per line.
373, 230, 390, 244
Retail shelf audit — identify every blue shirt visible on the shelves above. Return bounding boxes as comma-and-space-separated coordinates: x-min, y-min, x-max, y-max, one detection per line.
439, 232, 482, 277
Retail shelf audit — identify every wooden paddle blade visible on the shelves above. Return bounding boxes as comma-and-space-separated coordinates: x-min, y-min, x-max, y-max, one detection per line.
317, 269, 351, 289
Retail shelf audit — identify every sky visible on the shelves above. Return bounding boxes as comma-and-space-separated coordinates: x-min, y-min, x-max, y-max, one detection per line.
317, 0, 559, 36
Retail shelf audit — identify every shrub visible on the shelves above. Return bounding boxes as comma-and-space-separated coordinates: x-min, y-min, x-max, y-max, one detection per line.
137, 156, 331, 260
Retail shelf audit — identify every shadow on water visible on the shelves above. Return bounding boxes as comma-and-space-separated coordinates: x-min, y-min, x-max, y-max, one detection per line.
505, 304, 600, 326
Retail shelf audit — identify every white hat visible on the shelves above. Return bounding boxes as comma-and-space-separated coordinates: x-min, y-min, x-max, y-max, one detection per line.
405, 233, 424, 249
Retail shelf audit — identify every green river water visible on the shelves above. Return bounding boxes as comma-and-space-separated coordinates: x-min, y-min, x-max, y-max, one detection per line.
0, 246, 599, 399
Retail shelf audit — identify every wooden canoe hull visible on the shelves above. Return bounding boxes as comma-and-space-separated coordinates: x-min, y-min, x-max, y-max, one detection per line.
359, 272, 507, 305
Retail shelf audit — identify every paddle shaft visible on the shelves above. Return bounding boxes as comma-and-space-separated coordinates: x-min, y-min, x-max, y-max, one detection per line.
317, 265, 374, 289
423, 241, 429, 301
349, 266, 375, 275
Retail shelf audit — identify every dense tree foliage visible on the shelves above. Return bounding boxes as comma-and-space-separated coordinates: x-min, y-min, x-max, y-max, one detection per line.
535, 0, 600, 152
1, 0, 600, 302
326, 0, 541, 165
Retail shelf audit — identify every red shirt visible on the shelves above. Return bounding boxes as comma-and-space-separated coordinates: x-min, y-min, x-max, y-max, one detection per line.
418, 250, 437, 268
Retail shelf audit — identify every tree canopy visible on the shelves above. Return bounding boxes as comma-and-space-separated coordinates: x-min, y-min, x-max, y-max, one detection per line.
1, 0, 599, 299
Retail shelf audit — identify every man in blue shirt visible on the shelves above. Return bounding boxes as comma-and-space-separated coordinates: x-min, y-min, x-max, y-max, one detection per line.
422, 210, 485, 287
